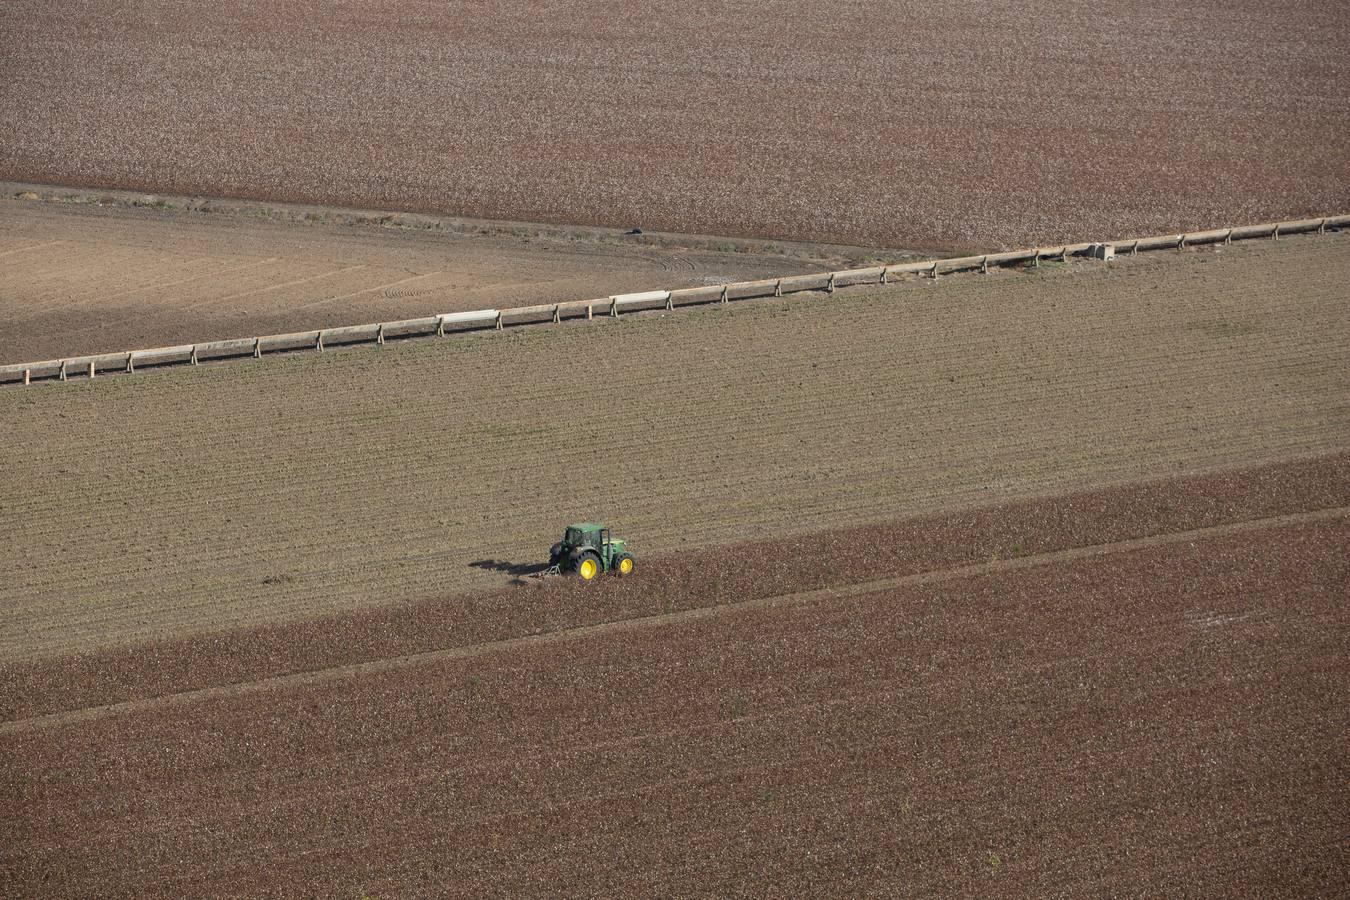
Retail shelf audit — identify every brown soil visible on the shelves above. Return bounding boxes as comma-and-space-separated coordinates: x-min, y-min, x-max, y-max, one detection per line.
2, 452, 1345, 725
2, 498, 1344, 895
1, 1, 1345, 250
0, 193, 848, 362
1, 237, 1346, 662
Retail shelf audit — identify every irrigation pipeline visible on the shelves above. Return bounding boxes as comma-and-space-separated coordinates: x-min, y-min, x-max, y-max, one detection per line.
2, 214, 1346, 388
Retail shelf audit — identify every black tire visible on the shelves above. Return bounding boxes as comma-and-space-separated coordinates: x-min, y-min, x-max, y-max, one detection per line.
613, 552, 635, 577
549, 542, 563, 566
571, 550, 602, 582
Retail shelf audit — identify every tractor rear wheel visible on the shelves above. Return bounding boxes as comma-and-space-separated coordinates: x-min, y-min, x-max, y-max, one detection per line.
573, 551, 601, 582
614, 553, 635, 576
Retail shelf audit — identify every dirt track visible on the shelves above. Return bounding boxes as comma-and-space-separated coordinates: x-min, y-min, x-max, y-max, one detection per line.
0, 194, 843, 362
1, 1, 1346, 249
1, 236, 1346, 661
2, 484, 1345, 895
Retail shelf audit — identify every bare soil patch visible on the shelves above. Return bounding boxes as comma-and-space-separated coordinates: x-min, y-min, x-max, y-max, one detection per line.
1, 238, 1346, 662
1, 1, 1345, 249
3, 511, 1345, 895
0, 193, 851, 362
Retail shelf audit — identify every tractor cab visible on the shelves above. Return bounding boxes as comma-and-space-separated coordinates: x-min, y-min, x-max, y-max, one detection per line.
548, 522, 635, 581
562, 523, 606, 553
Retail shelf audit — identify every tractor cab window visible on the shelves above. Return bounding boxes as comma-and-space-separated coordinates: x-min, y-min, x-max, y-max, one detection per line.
566, 528, 591, 547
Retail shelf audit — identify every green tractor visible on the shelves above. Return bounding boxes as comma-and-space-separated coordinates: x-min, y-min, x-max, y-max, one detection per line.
546, 523, 635, 581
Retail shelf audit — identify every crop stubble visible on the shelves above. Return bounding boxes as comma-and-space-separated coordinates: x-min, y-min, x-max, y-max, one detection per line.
1, 237, 1347, 662
1, 1, 1347, 249
2, 510, 1345, 895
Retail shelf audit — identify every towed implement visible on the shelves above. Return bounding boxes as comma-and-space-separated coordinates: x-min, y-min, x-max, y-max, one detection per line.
539, 522, 636, 581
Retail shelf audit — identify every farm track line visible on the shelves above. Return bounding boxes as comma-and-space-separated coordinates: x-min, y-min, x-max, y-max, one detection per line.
54, 258, 301, 309
65, 257, 281, 308
0, 239, 64, 259
290, 271, 436, 311
5, 504, 1342, 736
200, 264, 370, 307
28, 257, 263, 311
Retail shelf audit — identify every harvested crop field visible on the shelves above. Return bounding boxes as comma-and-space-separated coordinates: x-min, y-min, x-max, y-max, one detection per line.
0, 191, 849, 363
3, 471, 1346, 895
1, 236, 1347, 661
2, 1, 1347, 250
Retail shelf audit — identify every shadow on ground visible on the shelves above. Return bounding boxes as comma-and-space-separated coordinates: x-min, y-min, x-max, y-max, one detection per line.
469, 559, 551, 577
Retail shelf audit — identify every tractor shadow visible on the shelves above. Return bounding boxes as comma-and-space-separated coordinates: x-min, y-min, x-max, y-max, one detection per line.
469, 559, 551, 578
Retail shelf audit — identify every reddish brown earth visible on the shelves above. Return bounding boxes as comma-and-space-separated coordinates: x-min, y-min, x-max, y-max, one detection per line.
2, 458, 1346, 895
2, 1, 1346, 250
3, 452, 1346, 724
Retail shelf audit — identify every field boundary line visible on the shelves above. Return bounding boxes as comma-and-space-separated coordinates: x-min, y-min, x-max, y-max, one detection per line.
2, 213, 1346, 385
4, 505, 1344, 736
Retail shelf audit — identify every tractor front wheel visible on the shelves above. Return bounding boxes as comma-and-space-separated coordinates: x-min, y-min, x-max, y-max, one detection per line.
573, 551, 601, 582
614, 553, 635, 576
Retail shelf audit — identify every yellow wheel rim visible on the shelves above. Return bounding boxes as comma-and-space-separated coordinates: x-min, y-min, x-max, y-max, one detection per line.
579, 558, 597, 580
619, 558, 634, 575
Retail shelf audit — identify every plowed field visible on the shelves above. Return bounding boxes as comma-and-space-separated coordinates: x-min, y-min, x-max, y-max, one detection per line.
1, 236, 1347, 662
0, 193, 842, 363
3, 470, 1346, 895
2, 0, 1346, 249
